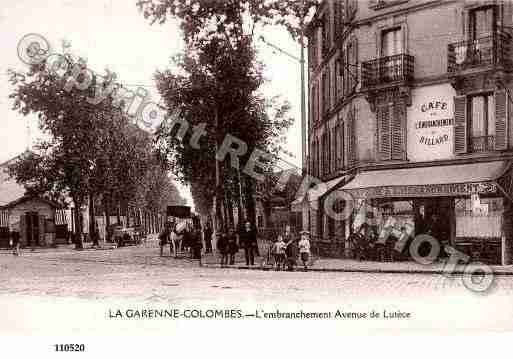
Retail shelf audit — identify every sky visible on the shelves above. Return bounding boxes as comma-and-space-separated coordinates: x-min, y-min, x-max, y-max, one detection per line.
0, 0, 304, 208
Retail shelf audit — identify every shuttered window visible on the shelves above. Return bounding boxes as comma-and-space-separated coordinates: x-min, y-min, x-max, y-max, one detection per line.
454, 91, 508, 153
338, 119, 345, 169
346, 107, 356, 166
377, 101, 405, 161
344, 37, 358, 95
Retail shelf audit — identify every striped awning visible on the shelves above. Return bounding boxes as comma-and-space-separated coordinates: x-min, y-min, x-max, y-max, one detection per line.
55, 209, 69, 225
0, 210, 8, 228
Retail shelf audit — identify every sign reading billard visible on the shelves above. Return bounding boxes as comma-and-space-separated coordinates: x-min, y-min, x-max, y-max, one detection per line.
407, 84, 457, 162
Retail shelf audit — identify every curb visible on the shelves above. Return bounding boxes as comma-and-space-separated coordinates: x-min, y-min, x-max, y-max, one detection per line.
201, 264, 513, 276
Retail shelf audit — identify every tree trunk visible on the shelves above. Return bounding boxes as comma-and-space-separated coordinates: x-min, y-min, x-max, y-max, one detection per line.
73, 197, 84, 249
105, 200, 111, 242
89, 194, 98, 246
244, 176, 257, 227
116, 204, 121, 225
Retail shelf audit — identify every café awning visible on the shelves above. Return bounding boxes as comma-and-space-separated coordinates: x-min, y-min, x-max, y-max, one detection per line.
341, 161, 510, 199
291, 175, 349, 211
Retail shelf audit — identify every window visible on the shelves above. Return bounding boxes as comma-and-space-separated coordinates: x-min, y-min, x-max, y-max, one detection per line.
331, 127, 337, 172
322, 71, 330, 115
322, 14, 330, 56
335, 120, 345, 170
343, 37, 358, 96
454, 91, 508, 154
381, 27, 402, 57
470, 93, 496, 152
257, 215, 263, 228
469, 6, 495, 40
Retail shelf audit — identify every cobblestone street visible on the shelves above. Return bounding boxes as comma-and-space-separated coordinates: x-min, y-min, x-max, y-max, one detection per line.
1, 245, 513, 334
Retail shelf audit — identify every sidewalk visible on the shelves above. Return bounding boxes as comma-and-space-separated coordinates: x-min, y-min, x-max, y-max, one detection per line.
202, 254, 513, 275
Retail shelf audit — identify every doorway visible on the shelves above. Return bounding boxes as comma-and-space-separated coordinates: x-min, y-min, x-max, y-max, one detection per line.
25, 212, 40, 246
414, 198, 453, 245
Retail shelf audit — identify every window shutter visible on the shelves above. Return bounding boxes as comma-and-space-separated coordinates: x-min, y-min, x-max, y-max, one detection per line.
495, 89, 508, 151
454, 95, 468, 154
346, 107, 356, 165
377, 103, 392, 161
391, 100, 405, 160
350, 38, 358, 93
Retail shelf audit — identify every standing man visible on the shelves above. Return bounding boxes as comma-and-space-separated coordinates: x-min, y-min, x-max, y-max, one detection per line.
240, 221, 256, 266
204, 222, 213, 254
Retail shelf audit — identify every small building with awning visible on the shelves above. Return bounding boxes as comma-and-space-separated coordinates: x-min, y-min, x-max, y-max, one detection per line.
335, 160, 513, 265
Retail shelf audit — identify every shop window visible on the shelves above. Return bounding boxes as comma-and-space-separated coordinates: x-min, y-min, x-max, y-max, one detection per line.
455, 197, 503, 238
454, 90, 508, 154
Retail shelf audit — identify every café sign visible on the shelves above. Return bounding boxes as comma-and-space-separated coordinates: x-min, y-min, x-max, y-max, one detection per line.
407, 84, 457, 162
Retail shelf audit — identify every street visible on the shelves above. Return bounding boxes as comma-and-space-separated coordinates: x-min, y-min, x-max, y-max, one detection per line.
1, 245, 513, 334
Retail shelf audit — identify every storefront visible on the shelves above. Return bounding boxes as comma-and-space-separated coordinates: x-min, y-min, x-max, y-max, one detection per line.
338, 161, 513, 265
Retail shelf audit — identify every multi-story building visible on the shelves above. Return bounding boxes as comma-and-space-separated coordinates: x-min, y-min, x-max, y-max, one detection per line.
303, 0, 513, 264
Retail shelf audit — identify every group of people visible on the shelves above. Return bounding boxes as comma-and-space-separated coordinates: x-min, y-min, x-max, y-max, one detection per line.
271, 230, 311, 271
216, 221, 257, 267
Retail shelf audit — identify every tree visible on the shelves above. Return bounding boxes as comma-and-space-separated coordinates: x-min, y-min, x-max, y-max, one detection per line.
7, 47, 172, 246
140, 0, 310, 230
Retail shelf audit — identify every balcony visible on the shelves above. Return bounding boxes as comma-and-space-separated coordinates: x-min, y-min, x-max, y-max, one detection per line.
448, 31, 512, 74
361, 54, 414, 89
470, 135, 495, 153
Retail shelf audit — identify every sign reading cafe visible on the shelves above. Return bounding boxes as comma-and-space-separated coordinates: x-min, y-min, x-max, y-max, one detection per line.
407, 84, 457, 162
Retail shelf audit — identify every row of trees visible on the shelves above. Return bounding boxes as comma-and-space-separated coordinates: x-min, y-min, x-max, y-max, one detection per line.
138, 0, 319, 231
7, 47, 185, 248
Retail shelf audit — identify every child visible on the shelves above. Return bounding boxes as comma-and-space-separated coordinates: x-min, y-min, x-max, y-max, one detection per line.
298, 231, 311, 270
273, 235, 286, 270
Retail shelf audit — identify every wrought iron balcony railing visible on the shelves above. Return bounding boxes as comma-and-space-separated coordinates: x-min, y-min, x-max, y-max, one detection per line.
448, 31, 512, 73
361, 54, 414, 88
470, 135, 495, 153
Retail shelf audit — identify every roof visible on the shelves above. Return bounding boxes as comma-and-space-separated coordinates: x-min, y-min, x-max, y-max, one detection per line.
0, 167, 26, 207
291, 175, 350, 211
0, 195, 62, 210
0, 151, 37, 206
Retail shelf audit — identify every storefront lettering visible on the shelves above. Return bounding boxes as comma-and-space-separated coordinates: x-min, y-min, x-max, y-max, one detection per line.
420, 101, 448, 113
350, 182, 497, 199
419, 134, 449, 146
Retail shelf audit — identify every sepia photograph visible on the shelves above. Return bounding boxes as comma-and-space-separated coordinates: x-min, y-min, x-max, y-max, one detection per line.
1, 0, 513, 356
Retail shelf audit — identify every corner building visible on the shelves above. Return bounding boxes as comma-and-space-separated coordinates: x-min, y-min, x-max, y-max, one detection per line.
304, 0, 513, 265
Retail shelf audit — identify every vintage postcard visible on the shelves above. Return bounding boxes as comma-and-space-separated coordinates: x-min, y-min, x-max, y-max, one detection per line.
1, 0, 513, 356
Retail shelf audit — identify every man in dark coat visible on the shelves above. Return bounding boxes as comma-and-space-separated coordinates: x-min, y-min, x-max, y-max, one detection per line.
227, 228, 238, 265
240, 221, 257, 266
204, 222, 213, 253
